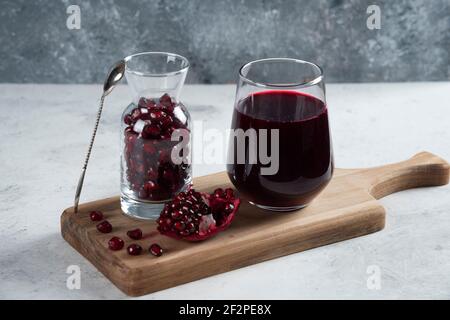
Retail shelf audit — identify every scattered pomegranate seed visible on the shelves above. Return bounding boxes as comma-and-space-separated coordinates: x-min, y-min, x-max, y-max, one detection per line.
89, 210, 103, 221
96, 220, 112, 233
127, 228, 143, 240
127, 244, 142, 256
108, 237, 124, 251
149, 243, 163, 257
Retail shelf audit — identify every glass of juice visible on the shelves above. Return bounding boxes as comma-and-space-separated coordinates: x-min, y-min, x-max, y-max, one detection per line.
226, 58, 334, 211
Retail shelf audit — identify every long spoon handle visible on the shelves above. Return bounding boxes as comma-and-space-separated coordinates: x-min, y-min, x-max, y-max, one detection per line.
74, 94, 106, 213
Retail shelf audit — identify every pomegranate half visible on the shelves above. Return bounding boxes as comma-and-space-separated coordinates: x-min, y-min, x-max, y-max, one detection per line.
157, 188, 240, 241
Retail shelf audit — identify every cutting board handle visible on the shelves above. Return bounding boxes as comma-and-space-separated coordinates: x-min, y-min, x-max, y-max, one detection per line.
357, 151, 449, 199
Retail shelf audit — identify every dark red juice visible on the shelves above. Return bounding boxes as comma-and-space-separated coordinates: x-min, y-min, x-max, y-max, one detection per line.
227, 90, 333, 209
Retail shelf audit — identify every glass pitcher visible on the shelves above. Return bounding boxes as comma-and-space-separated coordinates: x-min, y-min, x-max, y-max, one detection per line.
120, 52, 192, 220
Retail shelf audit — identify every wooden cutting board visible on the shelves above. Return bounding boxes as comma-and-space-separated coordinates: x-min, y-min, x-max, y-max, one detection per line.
61, 151, 449, 296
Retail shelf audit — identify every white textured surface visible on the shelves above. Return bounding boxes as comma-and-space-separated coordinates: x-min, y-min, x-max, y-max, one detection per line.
0, 83, 449, 299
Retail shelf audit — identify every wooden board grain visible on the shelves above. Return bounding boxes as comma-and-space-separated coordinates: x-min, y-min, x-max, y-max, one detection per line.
61, 151, 449, 296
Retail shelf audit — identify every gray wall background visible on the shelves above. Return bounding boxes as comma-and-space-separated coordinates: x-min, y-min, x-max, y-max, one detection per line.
0, 0, 448, 84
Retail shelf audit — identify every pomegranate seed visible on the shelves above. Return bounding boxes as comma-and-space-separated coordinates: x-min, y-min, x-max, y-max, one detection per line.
142, 124, 161, 139
130, 108, 142, 122
147, 167, 158, 180
138, 97, 149, 108
179, 230, 191, 236
171, 209, 183, 220
135, 163, 145, 174
225, 188, 234, 199
149, 243, 163, 257
124, 114, 132, 125
89, 210, 103, 221
159, 115, 173, 129
186, 222, 196, 232
165, 216, 173, 224
139, 97, 156, 109
174, 221, 185, 231
124, 127, 134, 136
144, 180, 158, 193
143, 142, 156, 154
158, 149, 172, 163
175, 192, 185, 200
148, 100, 157, 108
139, 181, 158, 199
150, 109, 163, 119
127, 244, 142, 256
138, 187, 149, 199
125, 131, 137, 144
160, 93, 173, 107
159, 133, 171, 140
108, 237, 124, 251
127, 228, 143, 240
168, 126, 177, 134
96, 220, 112, 233
130, 182, 140, 192
162, 167, 177, 184
213, 188, 224, 198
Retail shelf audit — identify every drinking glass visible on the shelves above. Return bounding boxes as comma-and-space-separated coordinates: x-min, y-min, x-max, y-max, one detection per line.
226, 58, 334, 211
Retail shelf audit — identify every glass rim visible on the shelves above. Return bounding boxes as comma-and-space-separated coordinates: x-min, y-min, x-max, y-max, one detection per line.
124, 51, 190, 77
239, 58, 324, 89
